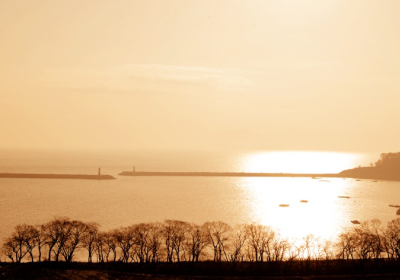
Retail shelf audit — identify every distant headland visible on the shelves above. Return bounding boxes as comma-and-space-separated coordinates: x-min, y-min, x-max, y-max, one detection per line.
338, 152, 400, 181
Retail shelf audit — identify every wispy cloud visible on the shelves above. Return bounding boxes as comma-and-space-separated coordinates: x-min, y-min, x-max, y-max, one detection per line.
44, 64, 255, 95
116, 64, 254, 92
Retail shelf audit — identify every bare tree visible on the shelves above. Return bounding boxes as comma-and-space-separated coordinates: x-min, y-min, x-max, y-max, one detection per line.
43, 217, 69, 261
161, 220, 189, 262
131, 223, 150, 263
369, 219, 384, 259
226, 224, 247, 262
2, 238, 21, 263
33, 224, 47, 262
94, 232, 106, 263
172, 221, 189, 262
245, 224, 276, 262
60, 220, 88, 262
53, 219, 75, 262
383, 218, 400, 260
204, 221, 231, 262
336, 230, 357, 260
321, 240, 335, 260
300, 234, 318, 261
81, 222, 99, 263
24, 225, 39, 262
184, 223, 209, 262
271, 235, 290, 263
2, 224, 33, 263
147, 222, 163, 262
114, 226, 136, 263
104, 230, 119, 262
1, 242, 15, 262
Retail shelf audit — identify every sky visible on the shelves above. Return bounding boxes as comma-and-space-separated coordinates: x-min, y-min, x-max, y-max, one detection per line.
0, 0, 399, 153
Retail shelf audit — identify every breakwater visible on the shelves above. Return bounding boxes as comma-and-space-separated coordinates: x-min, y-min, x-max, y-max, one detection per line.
118, 171, 340, 178
0, 173, 116, 180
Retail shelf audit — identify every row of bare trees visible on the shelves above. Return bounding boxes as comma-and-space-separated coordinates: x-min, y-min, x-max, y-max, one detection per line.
2, 217, 400, 263
1, 218, 99, 263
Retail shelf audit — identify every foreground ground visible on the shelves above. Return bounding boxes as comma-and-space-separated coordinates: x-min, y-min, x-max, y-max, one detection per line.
2, 261, 400, 279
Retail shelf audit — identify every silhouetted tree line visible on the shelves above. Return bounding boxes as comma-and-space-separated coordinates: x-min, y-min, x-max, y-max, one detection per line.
374, 152, 400, 167
2, 217, 400, 264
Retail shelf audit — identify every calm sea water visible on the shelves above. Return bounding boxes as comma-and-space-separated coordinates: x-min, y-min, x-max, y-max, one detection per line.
1, 149, 399, 245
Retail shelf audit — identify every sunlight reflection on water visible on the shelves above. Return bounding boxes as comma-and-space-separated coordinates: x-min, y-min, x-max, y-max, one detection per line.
238, 177, 350, 241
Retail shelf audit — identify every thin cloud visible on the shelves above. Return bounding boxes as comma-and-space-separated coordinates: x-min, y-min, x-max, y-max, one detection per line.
118, 64, 255, 92
43, 64, 255, 95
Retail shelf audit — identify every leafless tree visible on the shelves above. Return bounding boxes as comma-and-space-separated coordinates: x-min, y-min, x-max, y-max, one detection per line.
52, 219, 76, 262
81, 222, 99, 263
299, 234, 318, 261
204, 221, 231, 262
43, 217, 68, 261
104, 230, 119, 262
147, 222, 163, 262
321, 240, 335, 260
383, 218, 400, 260
114, 226, 136, 263
162, 220, 175, 262
245, 224, 276, 262
226, 224, 247, 262
24, 225, 39, 262
184, 223, 209, 262
161, 220, 190, 262
2, 224, 33, 263
1, 242, 15, 262
369, 219, 384, 259
336, 230, 357, 260
2, 238, 22, 263
34, 224, 47, 262
94, 232, 106, 263
60, 220, 88, 262
271, 235, 290, 262
132, 223, 151, 263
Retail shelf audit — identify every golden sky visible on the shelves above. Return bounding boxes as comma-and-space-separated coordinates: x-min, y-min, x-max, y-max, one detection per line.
0, 0, 399, 152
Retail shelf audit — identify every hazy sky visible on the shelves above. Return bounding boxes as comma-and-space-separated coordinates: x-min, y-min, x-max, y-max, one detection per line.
1, 0, 399, 152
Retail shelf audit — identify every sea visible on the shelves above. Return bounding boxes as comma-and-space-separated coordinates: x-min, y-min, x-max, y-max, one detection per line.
1, 149, 399, 247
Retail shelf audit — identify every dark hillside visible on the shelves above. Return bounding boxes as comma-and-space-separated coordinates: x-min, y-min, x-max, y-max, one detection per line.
339, 152, 400, 180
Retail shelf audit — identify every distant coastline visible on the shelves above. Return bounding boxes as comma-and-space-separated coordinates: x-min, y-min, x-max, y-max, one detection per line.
119, 152, 400, 181
0, 173, 116, 180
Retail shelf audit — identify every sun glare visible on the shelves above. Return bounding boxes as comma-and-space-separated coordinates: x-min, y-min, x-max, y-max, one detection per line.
239, 177, 349, 241
242, 151, 363, 174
